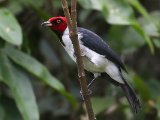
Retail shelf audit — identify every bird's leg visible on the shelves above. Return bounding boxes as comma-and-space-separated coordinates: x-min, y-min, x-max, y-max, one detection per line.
80, 73, 100, 100
87, 77, 96, 90
87, 73, 101, 90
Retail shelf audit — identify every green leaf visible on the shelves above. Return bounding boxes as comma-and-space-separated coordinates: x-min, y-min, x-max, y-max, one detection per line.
78, 0, 102, 10
0, 54, 39, 120
102, 0, 136, 25
132, 23, 154, 53
108, 26, 145, 54
108, 24, 154, 54
122, 26, 145, 53
0, 8, 22, 45
126, 0, 151, 20
91, 97, 114, 115
5, 46, 64, 91
5, 46, 77, 108
138, 11, 160, 37
125, 0, 157, 53
79, 0, 136, 25
153, 38, 160, 48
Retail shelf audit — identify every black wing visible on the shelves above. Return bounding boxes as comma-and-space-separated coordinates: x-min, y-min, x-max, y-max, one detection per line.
78, 27, 127, 72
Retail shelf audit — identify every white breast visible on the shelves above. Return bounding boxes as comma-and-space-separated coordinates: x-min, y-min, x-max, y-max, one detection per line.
62, 28, 108, 73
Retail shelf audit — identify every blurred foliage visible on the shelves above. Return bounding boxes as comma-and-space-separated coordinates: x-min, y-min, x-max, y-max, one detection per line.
0, 0, 160, 120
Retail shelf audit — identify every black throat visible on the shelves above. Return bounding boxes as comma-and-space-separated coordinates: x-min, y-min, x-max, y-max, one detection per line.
53, 30, 65, 46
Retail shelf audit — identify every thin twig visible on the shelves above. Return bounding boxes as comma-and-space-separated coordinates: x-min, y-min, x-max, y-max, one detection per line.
70, 1, 96, 119
61, 0, 72, 31
61, 0, 96, 120
71, 0, 77, 29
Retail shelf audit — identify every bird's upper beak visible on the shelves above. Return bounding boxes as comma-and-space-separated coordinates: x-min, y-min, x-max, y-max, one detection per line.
41, 21, 52, 27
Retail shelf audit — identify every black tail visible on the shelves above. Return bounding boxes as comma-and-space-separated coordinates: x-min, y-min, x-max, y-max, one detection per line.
121, 80, 141, 114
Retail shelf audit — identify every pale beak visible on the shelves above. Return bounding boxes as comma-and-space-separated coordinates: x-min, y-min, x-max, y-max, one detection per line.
41, 21, 52, 27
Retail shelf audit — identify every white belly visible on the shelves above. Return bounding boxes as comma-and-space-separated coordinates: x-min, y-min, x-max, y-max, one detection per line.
62, 33, 108, 73
82, 56, 107, 73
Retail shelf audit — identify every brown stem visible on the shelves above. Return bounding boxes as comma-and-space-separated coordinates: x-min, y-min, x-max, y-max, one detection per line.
61, 0, 72, 31
61, 0, 96, 120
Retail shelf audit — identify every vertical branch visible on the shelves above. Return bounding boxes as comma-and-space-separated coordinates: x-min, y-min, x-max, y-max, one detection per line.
70, 0, 84, 77
61, 0, 96, 120
71, 0, 77, 29
61, 0, 72, 31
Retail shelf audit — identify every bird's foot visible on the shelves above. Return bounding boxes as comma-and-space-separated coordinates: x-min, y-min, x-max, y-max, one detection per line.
80, 89, 92, 100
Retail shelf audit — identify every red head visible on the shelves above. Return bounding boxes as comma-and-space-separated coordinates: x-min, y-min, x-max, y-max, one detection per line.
42, 16, 67, 33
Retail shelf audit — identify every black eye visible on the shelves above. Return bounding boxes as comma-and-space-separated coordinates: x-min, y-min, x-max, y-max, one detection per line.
56, 19, 61, 24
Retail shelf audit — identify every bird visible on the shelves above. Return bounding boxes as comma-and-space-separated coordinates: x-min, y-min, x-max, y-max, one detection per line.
41, 16, 141, 114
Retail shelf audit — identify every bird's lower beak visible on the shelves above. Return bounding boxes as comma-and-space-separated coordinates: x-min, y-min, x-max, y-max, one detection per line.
41, 21, 52, 27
